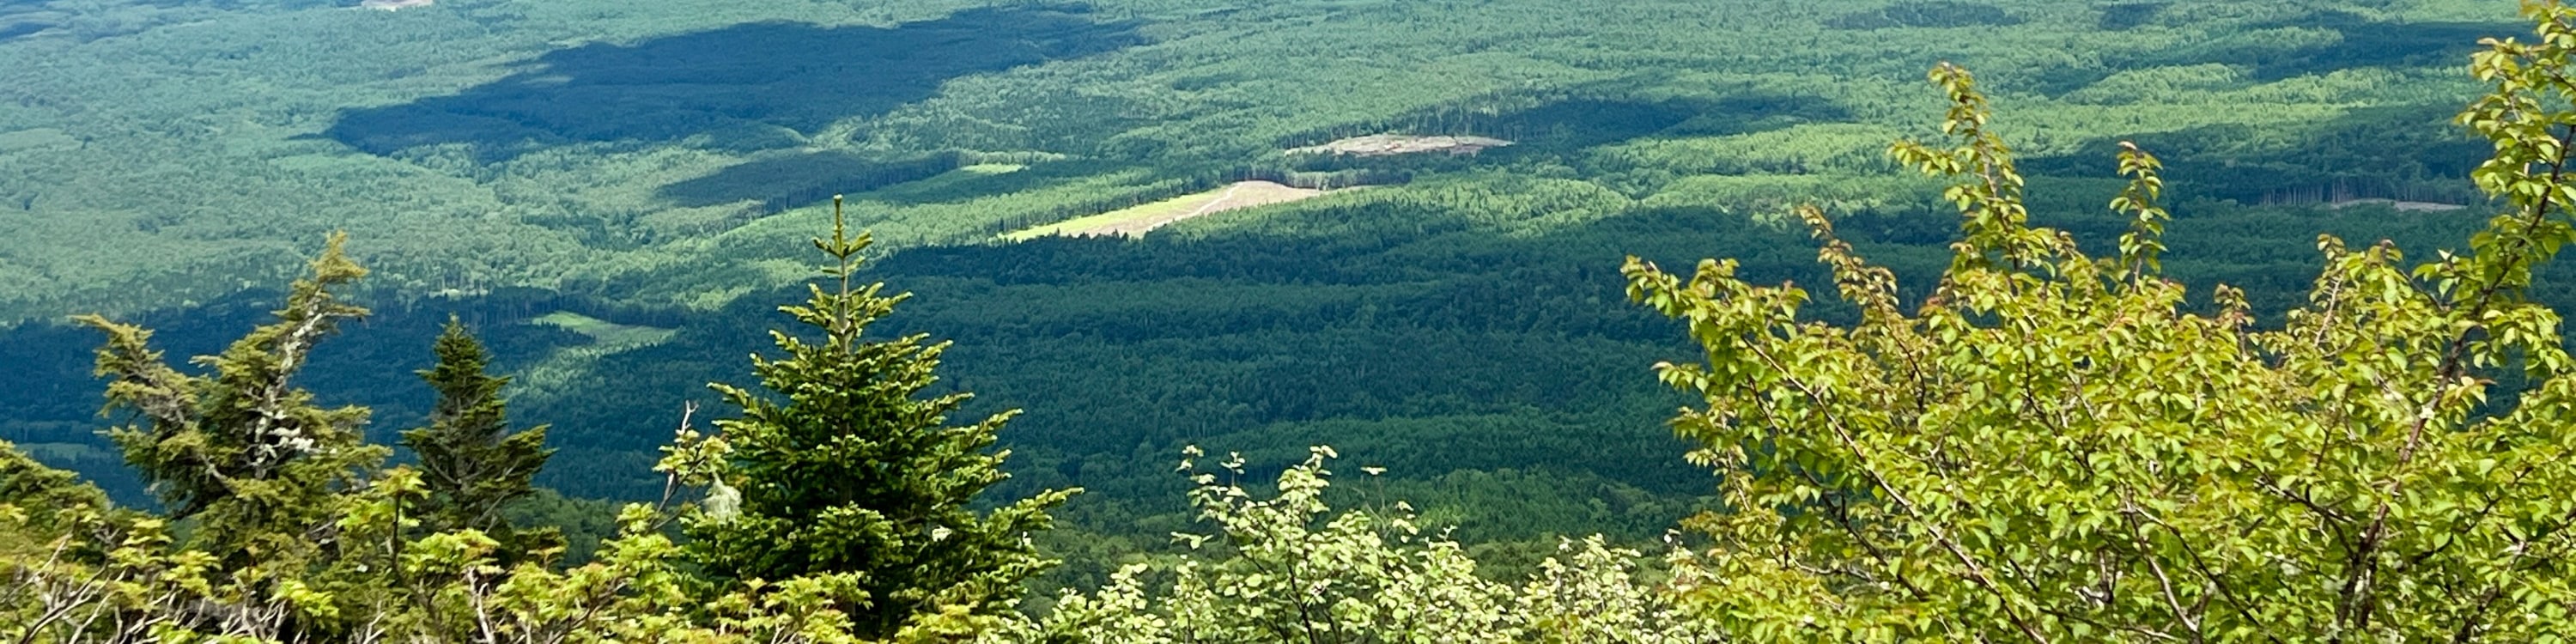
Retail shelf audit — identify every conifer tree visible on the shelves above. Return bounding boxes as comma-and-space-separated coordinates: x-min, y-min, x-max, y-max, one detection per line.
402, 317, 556, 553
77, 233, 386, 568
686, 197, 1078, 639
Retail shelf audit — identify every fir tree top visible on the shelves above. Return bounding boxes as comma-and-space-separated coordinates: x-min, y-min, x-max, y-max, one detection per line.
687, 197, 1078, 639
402, 317, 554, 550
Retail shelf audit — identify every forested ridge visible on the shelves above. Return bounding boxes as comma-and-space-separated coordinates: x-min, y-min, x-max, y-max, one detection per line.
9, 0, 2576, 639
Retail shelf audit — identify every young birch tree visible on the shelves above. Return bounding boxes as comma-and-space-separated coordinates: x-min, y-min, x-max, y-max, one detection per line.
1624, 4, 2576, 641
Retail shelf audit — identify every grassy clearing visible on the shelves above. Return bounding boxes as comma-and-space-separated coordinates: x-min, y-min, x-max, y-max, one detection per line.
1003, 181, 1327, 240
512, 312, 681, 408
532, 312, 677, 349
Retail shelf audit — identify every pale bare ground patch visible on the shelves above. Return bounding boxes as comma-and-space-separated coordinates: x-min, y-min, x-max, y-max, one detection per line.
1288, 134, 1514, 157
2328, 198, 2469, 212
1005, 180, 1329, 240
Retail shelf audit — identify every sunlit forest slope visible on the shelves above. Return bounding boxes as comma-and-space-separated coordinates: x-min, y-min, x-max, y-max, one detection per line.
0, 0, 2555, 566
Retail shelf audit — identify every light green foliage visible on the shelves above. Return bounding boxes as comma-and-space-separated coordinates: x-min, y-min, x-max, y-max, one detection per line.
0, 430, 869, 643
0, 437, 111, 532
531, 312, 677, 349
1617, 5, 2576, 640
369, 428, 871, 644
76, 234, 386, 571
994, 447, 1716, 644
402, 318, 557, 556
686, 197, 1078, 638
0, 438, 125, 640
2, 437, 379, 642
0, 238, 891, 642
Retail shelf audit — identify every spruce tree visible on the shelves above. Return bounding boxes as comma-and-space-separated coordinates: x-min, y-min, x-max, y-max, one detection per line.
78, 233, 385, 568
401, 318, 556, 553
686, 197, 1077, 638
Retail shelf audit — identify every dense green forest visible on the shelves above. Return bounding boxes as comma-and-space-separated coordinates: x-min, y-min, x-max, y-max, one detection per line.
0, 0, 2562, 589
13, 0, 2576, 639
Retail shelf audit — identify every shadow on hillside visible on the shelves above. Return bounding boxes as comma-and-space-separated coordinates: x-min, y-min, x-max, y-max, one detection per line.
1825, 1, 2022, 31
2224, 11, 2514, 82
1487, 94, 1850, 150
1277, 92, 1851, 178
659, 154, 1131, 213
2026, 10, 2518, 97
2024, 103, 2486, 206
323, 7, 1145, 161
2113, 10, 2514, 83
0, 20, 47, 41
656, 150, 961, 210
1287, 92, 1850, 153
2096, 3, 2166, 31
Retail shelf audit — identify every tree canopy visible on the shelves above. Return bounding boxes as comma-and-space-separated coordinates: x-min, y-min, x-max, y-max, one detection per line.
1619, 9, 2576, 639
9, 2, 2576, 642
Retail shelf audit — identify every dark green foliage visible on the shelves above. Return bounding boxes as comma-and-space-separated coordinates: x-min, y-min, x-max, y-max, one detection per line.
2026, 105, 2488, 206
2208, 10, 2512, 82
322, 8, 1144, 161
402, 318, 557, 555
2097, 3, 2167, 31
76, 234, 386, 567
500, 488, 624, 564
685, 199, 1076, 637
1827, 1, 2022, 30
661, 150, 966, 212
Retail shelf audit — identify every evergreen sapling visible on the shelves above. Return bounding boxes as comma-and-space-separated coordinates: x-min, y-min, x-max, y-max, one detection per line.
402, 317, 558, 556
686, 196, 1078, 639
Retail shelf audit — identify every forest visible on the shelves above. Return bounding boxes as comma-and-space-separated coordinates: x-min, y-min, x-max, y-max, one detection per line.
8, 0, 2576, 639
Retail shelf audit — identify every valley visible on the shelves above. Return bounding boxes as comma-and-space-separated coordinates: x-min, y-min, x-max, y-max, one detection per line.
0, 0, 2551, 586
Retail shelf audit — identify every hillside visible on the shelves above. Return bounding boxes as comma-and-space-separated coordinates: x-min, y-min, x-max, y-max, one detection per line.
0, 0, 2555, 571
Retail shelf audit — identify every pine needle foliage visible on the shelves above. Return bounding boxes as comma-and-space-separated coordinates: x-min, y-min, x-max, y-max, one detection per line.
687, 196, 1078, 638
0, 439, 113, 536
403, 317, 557, 555
76, 232, 386, 568
9, 235, 887, 643
1622, 5, 2576, 640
